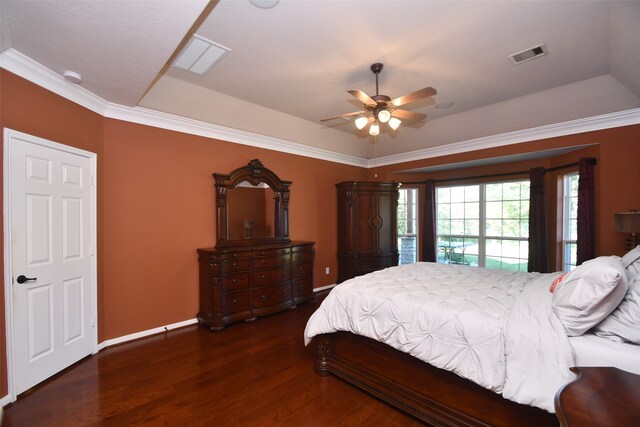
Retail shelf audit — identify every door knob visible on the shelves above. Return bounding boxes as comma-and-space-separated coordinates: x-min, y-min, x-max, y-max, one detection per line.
16, 275, 37, 284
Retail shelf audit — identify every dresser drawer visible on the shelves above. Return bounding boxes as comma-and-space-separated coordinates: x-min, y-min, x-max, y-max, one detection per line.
251, 254, 290, 270
252, 267, 290, 287
210, 258, 250, 276
292, 251, 313, 264
251, 247, 291, 258
252, 284, 291, 309
223, 291, 250, 315
217, 273, 250, 293
292, 262, 312, 278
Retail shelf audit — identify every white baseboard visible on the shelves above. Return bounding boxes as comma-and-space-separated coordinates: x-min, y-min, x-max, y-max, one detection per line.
97, 318, 198, 351
1, 393, 10, 410
314, 283, 336, 293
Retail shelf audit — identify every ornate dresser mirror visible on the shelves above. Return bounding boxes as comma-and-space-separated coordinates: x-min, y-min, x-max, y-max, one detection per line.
214, 159, 291, 247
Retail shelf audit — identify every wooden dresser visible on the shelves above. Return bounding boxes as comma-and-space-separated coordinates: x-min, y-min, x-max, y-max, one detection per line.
336, 181, 399, 283
197, 241, 314, 331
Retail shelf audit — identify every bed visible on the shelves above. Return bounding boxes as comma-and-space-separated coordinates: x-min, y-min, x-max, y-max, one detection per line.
304, 249, 640, 426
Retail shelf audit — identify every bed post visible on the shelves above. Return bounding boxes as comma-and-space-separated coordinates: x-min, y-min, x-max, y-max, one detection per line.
315, 334, 333, 376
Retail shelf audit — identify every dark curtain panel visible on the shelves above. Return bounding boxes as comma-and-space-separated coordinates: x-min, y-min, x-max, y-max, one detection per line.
577, 157, 596, 265
422, 180, 437, 262
528, 167, 550, 273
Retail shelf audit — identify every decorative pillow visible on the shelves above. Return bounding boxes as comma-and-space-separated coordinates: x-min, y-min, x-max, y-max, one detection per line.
552, 256, 628, 336
594, 274, 640, 344
549, 273, 567, 293
621, 245, 640, 281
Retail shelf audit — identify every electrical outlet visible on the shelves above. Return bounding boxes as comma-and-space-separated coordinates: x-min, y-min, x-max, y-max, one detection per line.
325, 267, 330, 275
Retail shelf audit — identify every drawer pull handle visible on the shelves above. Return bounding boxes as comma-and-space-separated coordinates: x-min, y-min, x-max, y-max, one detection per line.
261, 260, 266, 266
261, 294, 267, 301
232, 299, 238, 305
232, 279, 239, 286
261, 275, 267, 282
232, 262, 238, 270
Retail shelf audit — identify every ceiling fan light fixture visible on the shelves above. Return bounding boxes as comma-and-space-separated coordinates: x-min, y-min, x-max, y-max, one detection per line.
369, 123, 380, 136
355, 116, 369, 130
377, 109, 391, 123
388, 117, 402, 130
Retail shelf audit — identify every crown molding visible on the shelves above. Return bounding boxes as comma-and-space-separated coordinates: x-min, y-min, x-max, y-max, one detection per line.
103, 104, 368, 167
2, 48, 638, 170
368, 107, 640, 168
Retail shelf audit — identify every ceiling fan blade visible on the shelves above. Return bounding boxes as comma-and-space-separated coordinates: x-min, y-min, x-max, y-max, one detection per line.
348, 89, 377, 107
389, 87, 437, 107
320, 111, 366, 122
391, 109, 427, 121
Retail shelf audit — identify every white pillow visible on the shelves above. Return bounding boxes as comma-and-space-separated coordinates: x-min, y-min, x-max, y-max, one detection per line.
552, 256, 628, 336
594, 274, 640, 344
621, 245, 640, 281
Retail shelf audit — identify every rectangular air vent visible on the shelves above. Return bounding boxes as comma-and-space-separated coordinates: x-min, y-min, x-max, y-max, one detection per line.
172, 35, 231, 75
508, 44, 547, 65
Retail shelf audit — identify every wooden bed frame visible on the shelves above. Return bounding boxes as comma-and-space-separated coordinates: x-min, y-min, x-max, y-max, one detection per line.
315, 332, 558, 427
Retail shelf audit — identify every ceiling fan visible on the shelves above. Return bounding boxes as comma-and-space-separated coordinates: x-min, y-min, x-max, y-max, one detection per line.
321, 63, 437, 136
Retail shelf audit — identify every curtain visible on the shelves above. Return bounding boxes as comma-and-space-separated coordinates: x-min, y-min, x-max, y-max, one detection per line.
577, 157, 596, 265
422, 180, 437, 262
528, 167, 549, 273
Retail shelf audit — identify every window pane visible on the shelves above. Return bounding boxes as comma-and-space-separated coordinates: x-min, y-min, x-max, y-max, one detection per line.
486, 219, 502, 237
438, 203, 450, 220
503, 182, 521, 200
451, 202, 465, 219
450, 220, 465, 235
486, 183, 502, 201
520, 201, 529, 219
502, 220, 520, 237
486, 201, 502, 219
502, 200, 521, 219
465, 219, 479, 236
465, 202, 479, 219
486, 239, 502, 257
451, 187, 465, 203
465, 186, 480, 202
437, 187, 450, 203
438, 219, 451, 235
520, 220, 529, 238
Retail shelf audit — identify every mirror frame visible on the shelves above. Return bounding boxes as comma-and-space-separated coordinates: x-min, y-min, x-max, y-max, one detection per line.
214, 159, 291, 247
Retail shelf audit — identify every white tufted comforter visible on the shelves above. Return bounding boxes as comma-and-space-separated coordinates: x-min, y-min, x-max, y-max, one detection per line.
304, 262, 576, 412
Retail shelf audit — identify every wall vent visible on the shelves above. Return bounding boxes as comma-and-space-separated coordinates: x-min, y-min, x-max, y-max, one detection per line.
172, 35, 231, 75
508, 44, 547, 65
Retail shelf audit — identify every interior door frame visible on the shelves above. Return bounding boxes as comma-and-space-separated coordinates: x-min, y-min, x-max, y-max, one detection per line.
2, 128, 98, 402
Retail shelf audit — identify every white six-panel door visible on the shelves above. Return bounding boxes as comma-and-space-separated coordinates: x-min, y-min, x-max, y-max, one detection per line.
4, 129, 96, 397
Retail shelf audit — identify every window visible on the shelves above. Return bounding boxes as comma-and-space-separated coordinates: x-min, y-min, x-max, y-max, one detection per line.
397, 187, 418, 264
436, 180, 530, 271
562, 173, 579, 271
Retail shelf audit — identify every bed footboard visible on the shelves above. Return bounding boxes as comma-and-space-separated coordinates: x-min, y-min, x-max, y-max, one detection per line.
315, 332, 557, 427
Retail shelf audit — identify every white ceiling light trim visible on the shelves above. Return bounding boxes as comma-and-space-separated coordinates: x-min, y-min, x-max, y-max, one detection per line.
3, 48, 639, 170
172, 35, 231, 75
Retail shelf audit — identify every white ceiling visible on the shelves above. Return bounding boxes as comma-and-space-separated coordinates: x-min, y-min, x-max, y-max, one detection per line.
2, 0, 640, 161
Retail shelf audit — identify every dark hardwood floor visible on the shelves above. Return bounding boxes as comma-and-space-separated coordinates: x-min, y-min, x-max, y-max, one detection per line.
3, 298, 422, 426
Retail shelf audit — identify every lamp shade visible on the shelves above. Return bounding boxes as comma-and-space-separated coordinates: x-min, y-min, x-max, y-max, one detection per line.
355, 116, 369, 130
377, 109, 391, 123
369, 123, 380, 136
615, 211, 640, 233
388, 117, 401, 130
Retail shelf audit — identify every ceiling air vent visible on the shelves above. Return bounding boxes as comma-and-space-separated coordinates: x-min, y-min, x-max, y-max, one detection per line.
172, 35, 231, 75
508, 44, 547, 65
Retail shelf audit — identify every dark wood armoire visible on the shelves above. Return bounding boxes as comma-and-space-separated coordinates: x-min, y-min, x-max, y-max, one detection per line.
336, 181, 399, 283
